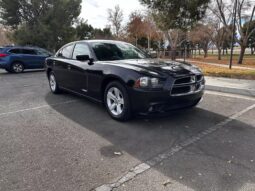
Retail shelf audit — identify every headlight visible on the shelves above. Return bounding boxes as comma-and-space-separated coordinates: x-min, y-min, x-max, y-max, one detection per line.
134, 77, 164, 89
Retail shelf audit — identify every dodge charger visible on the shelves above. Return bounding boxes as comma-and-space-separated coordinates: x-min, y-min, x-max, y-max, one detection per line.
45, 40, 205, 121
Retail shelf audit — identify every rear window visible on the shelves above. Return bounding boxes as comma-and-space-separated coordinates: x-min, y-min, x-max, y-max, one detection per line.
61, 44, 74, 58
9, 49, 22, 54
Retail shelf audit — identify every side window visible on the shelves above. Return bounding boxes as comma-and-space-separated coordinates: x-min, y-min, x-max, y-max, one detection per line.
9, 49, 22, 54
36, 49, 50, 56
61, 44, 74, 59
22, 49, 37, 55
72, 43, 91, 59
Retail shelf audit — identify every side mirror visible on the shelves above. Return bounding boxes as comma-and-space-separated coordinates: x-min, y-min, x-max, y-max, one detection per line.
76, 55, 94, 65
76, 54, 90, 61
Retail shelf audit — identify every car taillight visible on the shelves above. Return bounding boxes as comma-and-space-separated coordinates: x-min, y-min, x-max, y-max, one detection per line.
0, 53, 8, 58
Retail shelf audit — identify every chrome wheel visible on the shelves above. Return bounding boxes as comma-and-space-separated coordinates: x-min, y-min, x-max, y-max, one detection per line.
12, 63, 24, 73
49, 74, 57, 92
107, 87, 124, 116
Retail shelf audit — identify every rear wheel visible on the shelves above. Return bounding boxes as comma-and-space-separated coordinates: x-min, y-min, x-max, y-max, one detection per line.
48, 72, 61, 94
11, 62, 24, 73
104, 81, 131, 121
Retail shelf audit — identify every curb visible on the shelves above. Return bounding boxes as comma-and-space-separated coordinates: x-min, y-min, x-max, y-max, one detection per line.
205, 85, 255, 97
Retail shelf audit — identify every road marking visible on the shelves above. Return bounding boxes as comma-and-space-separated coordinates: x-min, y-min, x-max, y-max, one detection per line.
94, 103, 255, 191
205, 90, 255, 101
0, 99, 77, 118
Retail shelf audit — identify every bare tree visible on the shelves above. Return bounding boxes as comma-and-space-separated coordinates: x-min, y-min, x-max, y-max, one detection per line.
127, 11, 144, 46
209, 0, 233, 60
189, 23, 213, 58
0, 26, 12, 46
236, 1, 255, 64
108, 5, 123, 38
142, 15, 161, 50
165, 29, 185, 60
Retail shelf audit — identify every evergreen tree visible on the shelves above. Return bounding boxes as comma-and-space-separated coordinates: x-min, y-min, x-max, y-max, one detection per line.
0, 0, 82, 51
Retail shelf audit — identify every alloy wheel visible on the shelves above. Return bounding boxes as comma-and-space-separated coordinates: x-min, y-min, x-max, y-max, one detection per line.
12, 63, 24, 73
49, 74, 57, 92
106, 87, 124, 116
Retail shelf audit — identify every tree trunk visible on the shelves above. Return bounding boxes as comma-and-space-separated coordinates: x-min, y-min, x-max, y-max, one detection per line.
199, 49, 201, 55
251, 47, 254, 55
203, 49, 208, 58
147, 35, 151, 51
218, 48, 222, 60
226, 48, 228, 55
238, 45, 246, 64
171, 48, 177, 60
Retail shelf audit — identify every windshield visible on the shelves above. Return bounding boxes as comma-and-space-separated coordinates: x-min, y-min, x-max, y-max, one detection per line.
91, 42, 149, 61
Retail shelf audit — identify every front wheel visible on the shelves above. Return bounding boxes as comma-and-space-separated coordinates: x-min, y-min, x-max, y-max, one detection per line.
48, 72, 61, 94
104, 81, 131, 121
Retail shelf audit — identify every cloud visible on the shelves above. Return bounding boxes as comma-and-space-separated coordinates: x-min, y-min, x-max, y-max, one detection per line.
80, 0, 145, 29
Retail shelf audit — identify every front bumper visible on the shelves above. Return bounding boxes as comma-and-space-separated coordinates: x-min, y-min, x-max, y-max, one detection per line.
129, 86, 204, 115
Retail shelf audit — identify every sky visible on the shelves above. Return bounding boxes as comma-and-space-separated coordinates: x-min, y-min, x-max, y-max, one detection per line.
80, 0, 146, 29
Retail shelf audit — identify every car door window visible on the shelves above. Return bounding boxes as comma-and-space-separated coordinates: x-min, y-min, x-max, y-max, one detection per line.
72, 43, 91, 59
22, 49, 37, 55
62, 44, 74, 59
9, 49, 22, 54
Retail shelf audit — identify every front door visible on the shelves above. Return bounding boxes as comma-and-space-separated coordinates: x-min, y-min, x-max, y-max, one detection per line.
66, 43, 92, 94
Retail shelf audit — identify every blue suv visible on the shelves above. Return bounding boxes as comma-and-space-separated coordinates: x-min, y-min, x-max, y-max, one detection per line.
0, 46, 53, 73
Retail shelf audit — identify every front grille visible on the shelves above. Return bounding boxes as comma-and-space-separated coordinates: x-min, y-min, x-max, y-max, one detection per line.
174, 77, 192, 85
171, 75, 204, 96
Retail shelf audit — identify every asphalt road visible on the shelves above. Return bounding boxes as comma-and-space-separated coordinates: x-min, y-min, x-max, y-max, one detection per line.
0, 70, 255, 191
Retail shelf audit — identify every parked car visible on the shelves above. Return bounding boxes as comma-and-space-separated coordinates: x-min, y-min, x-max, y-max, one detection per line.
0, 46, 53, 73
45, 40, 205, 121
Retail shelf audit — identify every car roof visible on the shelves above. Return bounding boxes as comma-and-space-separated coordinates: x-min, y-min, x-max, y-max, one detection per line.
75, 39, 130, 45
3, 46, 42, 50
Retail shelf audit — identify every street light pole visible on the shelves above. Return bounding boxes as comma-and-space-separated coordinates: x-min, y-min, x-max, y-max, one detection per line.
229, 0, 238, 69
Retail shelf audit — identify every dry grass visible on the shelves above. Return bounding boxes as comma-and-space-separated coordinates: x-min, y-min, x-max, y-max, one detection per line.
190, 55, 255, 68
193, 63, 255, 80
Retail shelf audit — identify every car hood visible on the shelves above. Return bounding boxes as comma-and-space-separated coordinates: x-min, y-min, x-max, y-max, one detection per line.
102, 59, 202, 78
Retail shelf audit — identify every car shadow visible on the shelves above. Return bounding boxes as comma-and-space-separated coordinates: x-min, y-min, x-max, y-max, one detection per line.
45, 92, 255, 191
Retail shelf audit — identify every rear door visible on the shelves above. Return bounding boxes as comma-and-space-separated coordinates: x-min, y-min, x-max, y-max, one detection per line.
20, 49, 41, 69
53, 44, 74, 87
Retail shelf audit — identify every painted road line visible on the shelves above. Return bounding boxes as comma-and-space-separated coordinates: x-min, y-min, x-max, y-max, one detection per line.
94, 103, 255, 191
205, 90, 255, 101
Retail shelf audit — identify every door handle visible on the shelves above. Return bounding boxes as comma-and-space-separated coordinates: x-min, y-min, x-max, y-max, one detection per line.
67, 65, 71, 70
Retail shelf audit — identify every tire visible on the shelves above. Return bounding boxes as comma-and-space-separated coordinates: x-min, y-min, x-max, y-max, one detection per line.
11, 62, 24, 73
48, 72, 61, 94
104, 81, 131, 121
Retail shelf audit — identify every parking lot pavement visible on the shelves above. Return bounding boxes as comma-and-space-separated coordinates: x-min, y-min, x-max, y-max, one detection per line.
0, 70, 255, 191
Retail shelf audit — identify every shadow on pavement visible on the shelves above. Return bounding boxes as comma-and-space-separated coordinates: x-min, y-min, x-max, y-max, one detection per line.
45, 92, 255, 191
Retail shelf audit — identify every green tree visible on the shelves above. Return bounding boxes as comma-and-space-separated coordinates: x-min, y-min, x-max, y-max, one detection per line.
140, 0, 210, 59
140, 0, 210, 30
0, 0, 82, 51
75, 20, 94, 40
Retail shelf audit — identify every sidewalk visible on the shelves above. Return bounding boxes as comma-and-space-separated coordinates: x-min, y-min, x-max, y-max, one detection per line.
177, 59, 255, 70
205, 76, 255, 97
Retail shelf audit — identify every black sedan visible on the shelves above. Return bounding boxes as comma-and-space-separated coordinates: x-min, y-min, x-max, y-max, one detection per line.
45, 40, 205, 121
